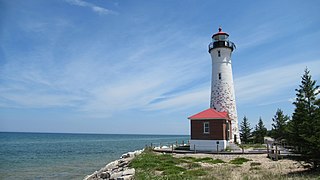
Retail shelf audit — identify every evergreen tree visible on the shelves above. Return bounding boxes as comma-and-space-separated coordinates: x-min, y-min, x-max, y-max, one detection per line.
252, 117, 267, 144
271, 108, 289, 141
240, 116, 252, 144
287, 68, 320, 169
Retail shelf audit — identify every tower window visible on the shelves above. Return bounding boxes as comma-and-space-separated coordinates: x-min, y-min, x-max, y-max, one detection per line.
218, 73, 221, 80
218, 50, 221, 57
203, 122, 209, 134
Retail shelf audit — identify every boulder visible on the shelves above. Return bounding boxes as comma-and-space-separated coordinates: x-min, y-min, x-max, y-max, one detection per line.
121, 153, 130, 159
134, 150, 143, 156
100, 172, 110, 179
122, 168, 135, 176
110, 171, 123, 179
117, 161, 128, 168
105, 160, 119, 170
84, 149, 142, 180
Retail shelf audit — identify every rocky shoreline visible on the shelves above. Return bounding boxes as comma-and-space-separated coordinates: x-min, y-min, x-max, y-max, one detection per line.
84, 149, 143, 180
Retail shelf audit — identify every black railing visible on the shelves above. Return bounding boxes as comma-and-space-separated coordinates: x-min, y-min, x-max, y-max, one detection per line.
208, 41, 236, 53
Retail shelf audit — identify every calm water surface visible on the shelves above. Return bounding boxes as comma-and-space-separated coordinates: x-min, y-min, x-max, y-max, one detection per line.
0, 132, 189, 180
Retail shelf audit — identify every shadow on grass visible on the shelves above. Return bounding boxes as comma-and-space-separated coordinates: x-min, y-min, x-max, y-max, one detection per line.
286, 168, 320, 179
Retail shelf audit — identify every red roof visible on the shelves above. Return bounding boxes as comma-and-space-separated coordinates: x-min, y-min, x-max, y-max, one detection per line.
188, 108, 229, 120
212, 27, 229, 38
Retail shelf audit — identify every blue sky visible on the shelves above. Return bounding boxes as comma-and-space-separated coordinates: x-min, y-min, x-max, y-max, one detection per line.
1, 0, 320, 134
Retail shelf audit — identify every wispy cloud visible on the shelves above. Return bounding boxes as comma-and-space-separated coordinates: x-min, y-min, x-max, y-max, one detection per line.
0, 26, 208, 117
235, 60, 320, 104
145, 88, 209, 112
66, 0, 116, 15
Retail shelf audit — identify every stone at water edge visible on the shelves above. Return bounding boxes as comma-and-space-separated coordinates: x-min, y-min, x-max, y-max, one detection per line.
100, 172, 110, 179
121, 153, 130, 159
133, 149, 143, 156
103, 160, 119, 171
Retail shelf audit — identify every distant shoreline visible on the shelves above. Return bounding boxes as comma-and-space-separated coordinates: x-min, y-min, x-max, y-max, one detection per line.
0, 131, 189, 136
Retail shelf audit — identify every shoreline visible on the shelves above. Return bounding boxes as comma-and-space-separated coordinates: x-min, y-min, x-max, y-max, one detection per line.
84, 149, 143, 180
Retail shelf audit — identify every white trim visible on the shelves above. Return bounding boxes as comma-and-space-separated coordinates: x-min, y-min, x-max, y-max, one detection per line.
203, 122, 209, 134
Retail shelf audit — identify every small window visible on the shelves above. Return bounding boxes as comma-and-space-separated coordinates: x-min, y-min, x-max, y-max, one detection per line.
203, 122, 209, 134
218, 73, 221, 80
218, 50, 221, 57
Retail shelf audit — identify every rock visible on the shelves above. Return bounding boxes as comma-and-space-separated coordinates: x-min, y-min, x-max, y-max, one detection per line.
110, 171, 123, 179
134, 150, 143, 156
105, 160, 119, 170
118, 161, 128, 168
100, 172, 110, 179
122, 168, 135, 176
121, 153, 130, 159
116, 175, 134, 180
84, 149, 142, 180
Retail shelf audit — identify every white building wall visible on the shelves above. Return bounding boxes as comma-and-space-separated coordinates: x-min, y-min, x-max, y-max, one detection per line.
210, 47, 240, 144
190, 140, 227, 152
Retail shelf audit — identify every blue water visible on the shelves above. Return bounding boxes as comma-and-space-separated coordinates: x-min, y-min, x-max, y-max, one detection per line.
0, 132, 189, 180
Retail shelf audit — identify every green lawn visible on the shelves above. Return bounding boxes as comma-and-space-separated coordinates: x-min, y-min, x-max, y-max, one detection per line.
129, 149, 219, 179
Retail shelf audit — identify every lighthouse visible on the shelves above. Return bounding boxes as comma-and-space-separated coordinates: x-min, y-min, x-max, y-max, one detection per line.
208, 27, 240, 144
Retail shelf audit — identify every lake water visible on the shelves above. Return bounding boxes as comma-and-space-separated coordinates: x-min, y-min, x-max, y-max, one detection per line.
0, 132, 189, 179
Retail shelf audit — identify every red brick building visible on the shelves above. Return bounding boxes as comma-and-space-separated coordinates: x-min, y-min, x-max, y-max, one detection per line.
188, 108, 232, 151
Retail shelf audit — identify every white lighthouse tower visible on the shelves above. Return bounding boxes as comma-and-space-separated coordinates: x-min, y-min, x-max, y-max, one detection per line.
208, 27, 240, 144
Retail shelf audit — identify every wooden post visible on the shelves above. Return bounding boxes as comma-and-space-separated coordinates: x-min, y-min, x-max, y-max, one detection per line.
267, 144, 269, 158
275, 145, 278, 161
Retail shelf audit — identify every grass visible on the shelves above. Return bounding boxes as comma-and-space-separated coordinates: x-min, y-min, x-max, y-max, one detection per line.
249, 167, 261, 171
130, 150, 208, 179
225, 146, 232, 152
229, 157, 252, 165
130, 149, 320, 179
180, 156, 225, 164
194, 157, 225, 164
250, 162, 262, 166
129, 150, 186, 175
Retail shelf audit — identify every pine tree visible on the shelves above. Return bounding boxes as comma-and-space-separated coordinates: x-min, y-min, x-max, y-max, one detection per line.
287, 68, 320, 169
240, 116, 252, 144
253, 117, 267, 144
271, 108, 289, 141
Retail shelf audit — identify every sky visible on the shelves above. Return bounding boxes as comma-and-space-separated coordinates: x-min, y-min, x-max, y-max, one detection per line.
1, 0, 320, 135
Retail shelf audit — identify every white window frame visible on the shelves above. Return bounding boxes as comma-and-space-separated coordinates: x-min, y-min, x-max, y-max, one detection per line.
203, 122, 210, 134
